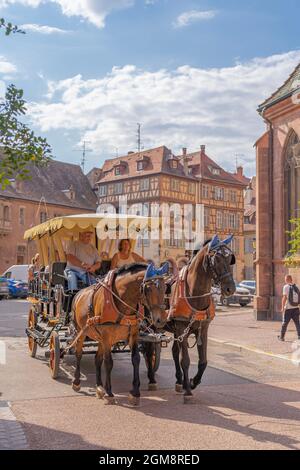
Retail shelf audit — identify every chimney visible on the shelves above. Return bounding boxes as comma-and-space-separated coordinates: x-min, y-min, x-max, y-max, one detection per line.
236, 165, 243, 177
200, 145, 206, 155
182, 147, 188, 175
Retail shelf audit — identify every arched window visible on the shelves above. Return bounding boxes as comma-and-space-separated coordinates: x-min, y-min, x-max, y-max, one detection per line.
284, 130, 300, 253
3, 206, 10, 221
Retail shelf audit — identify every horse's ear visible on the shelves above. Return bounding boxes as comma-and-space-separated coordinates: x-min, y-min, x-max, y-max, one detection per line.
222, 234, 234, 246
156, 262, 169, 276
145, 263, 156, 279
209, 234, 220, 251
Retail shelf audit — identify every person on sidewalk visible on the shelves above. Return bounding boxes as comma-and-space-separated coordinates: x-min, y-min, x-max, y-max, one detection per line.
279, 275, 300, 341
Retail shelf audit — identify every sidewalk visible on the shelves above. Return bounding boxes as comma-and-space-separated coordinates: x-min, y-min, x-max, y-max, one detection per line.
209, 307, 300, 364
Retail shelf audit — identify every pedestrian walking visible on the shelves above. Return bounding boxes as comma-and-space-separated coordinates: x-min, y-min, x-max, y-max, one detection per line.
278, 275, 300, 341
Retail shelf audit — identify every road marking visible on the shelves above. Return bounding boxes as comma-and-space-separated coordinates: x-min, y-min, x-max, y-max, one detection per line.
209, 337, 300, 365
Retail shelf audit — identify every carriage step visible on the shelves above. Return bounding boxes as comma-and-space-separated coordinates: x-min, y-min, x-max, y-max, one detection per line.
25, 327, 46, 341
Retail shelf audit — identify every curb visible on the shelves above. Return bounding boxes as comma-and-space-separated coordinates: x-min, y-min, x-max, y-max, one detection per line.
0, 401, 28, 450
208, 337, 300, 366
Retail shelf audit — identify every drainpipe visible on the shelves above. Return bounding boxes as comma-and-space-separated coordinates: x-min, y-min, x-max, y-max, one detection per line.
264, 115, 274, 318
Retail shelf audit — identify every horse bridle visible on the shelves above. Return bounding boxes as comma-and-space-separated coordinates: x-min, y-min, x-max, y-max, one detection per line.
140, 276, 166, 312
206, 244, 235, 285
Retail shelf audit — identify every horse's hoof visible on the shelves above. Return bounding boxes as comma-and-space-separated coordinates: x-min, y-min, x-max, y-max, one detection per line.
104, 395, 117, 405
72, 382, 81, 392
183, 394, 196, 404
128, 394, 140, 407
175, 384, 183, 393
96, 386, 105, 399
148, 383, 157, 391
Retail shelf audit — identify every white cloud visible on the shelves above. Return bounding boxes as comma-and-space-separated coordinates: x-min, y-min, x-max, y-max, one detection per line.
0, 55, 17, 74
28, 51, 300, 174
174, 10, 217, 29
0, 0, 135, 28
20, 23, 70, 33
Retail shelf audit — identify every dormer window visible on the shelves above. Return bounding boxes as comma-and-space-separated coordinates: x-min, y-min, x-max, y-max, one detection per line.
170, 160, 178, 169
208, 165, 220, 176
137, 161, 144, 171
137, 155, 150, 171
115, 166, 121, 176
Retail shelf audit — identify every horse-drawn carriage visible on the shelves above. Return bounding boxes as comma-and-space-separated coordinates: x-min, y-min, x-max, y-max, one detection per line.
25, 212, 236, 405
25, 213, 170, 383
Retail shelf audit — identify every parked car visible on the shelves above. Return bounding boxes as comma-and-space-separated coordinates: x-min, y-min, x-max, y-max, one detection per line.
213, 283, 252, 307
1, 265, 29, 299
0, 278, 9, 300
2, 265, 29, 283
239, 280, 256, 295
8, 280, 28, 299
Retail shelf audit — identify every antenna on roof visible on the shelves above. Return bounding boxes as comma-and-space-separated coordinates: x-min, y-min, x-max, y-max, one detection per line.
74, 141, 93, 173
234, 153, 244, 171
137, 123, 142, 154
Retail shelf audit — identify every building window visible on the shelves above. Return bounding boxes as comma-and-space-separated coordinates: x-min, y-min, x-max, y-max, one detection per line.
137, 161, 144, 171
17, 245, 26, 265
169, 159, 178, 169
114, 182, 123, 195
40, 212, 47, 223
214, 187, 224, 201
115, 166, 121, 176
284, 130, 300, 253
19, 207, 25, 225
171, 179, 180, 191
202, 185, 209, 199
228, 212, 236, 229
204, 208, 210, 227
188, 183, 195, 195
140, 178, 150, 191
245, 237, 254, 254
216, 211, 223, 229
99, 185, 107, 197
3, 205, 10, 221
229, 190, 237, 203
231, 238, 239, 256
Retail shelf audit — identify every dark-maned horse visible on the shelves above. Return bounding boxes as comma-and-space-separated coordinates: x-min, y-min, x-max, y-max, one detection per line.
164, 235, 236, 402
68, 263, 168, 406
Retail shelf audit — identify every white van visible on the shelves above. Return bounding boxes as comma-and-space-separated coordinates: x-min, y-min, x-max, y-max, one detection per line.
2, 265, 30, 283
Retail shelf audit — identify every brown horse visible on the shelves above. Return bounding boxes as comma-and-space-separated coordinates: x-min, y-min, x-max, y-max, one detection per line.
165, 236, 236, 403
69, 263, 167, 406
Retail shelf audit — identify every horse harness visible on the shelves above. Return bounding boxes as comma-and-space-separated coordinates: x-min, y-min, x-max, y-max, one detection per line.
168, 265, 215, 323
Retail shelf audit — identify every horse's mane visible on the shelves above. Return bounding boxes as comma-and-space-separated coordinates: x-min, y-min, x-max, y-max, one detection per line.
115, 262, 148, 277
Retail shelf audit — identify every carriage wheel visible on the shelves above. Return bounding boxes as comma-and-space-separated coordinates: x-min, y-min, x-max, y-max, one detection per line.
27, 307, 37, 358
144, 342, 161, 373
49, 332, 60, 379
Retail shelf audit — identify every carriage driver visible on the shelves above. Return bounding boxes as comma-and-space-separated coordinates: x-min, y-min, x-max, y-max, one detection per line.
64, 231, 102, 291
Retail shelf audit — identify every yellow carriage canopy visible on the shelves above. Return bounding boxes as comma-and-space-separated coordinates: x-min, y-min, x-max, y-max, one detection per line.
24, 213, 157, 265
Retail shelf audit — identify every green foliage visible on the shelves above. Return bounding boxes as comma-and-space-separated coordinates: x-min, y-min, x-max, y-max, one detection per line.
0, 84, 52, 189
0, 18, 52, 189
285, 216, 300, 267
0, 18, 25, 36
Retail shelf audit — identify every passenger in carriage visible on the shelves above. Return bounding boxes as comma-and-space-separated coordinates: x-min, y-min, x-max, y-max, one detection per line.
64, 231, 102, 291
28, 253, 40, 293
110, 238, 146, 269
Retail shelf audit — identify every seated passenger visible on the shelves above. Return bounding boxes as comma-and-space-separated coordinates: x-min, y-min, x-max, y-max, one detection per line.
110, 239, 146, 269
64, 231, 102, 291
28, 253, 40, 292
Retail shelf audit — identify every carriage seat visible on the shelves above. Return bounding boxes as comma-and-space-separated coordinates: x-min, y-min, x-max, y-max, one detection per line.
50, 262, 67, 288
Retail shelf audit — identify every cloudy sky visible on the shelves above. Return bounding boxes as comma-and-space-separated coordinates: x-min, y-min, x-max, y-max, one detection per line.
0, 0, 300, 175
